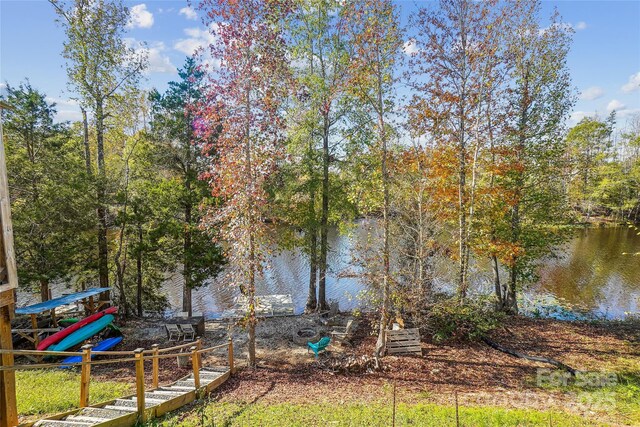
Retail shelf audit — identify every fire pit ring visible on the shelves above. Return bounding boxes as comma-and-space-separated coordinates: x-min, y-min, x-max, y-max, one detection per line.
293, 327, 321, 346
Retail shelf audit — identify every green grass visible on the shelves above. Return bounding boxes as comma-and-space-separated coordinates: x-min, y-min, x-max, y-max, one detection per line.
150, 401, 606, 427
16, 370, 131, 418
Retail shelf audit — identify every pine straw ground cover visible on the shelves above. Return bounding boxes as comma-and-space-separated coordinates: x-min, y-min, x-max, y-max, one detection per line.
135, 316, 639, 426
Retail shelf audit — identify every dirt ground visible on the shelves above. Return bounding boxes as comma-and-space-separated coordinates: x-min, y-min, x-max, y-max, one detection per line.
87, 314, 638, 420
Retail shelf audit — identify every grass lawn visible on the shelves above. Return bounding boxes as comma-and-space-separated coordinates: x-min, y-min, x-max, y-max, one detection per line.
16, 369, 132, 420
151, 401, 606, 427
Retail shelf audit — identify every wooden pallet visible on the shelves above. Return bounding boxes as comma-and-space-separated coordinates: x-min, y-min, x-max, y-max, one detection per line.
26, 367, 230, 427
386, 328, 422, 355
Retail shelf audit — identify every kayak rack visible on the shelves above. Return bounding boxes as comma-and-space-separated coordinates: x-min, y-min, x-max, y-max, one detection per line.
0, 338, 235, 427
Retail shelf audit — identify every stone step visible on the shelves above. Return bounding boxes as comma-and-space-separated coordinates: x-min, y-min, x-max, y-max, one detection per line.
35, 421, 94, 427
79, 407, 131, 419
162, 386, 195, 392
133, 393, 175, 405
103, 405, 137, 413
113, 399, 137, 408
131, 396, 167, 406
175, 380, 195, 387
65, 416, 110, 424
148, 389, 183, 396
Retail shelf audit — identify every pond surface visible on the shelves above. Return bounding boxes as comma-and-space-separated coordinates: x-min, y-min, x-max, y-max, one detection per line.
16, 225, 640, 320
161, 225, 639, 320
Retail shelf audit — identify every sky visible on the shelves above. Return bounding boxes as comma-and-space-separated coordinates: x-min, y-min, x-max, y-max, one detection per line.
1, 0, 639, 128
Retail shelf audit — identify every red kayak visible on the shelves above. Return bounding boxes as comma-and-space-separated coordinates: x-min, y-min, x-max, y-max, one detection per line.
37, 306, 117, 351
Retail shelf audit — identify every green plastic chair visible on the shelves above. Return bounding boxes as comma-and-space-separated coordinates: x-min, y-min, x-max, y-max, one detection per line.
307, 336, 331, 358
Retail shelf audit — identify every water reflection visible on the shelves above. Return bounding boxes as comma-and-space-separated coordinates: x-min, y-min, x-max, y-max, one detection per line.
15, 225, 640, 320
534, 227, 640, 318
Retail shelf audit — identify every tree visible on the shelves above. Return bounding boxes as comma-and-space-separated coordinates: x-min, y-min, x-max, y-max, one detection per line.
495, 5, 576, 312
285, 0, 352, 311
50, 0, 146, 292
408, 0, 506, 299
3, 82, 93, 301
198, 0, 291, 367
343, 0, 402, 356
566, 115, 615, 219
149, 58, 224, 317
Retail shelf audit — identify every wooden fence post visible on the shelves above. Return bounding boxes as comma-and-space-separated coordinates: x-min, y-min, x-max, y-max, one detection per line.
151, 344, 159, 389
134, 348, 146, 424
79, 344, 92, 407
30, 314, 39, 348
195, 337, 202, 368
191, 346, 200, 390
228, 336, 234, 375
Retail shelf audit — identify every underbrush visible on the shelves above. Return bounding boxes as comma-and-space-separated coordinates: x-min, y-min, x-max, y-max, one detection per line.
425, 296, 505, 343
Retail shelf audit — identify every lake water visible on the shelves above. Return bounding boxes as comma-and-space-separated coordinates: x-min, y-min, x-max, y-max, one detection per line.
16, 225, 640, 320
160, 225, 640, 320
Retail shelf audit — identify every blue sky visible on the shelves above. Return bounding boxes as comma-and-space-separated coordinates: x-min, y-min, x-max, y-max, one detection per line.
1, 0, 639, 127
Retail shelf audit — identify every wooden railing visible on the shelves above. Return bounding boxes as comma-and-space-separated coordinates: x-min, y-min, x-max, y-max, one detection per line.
0, 337, 234, 424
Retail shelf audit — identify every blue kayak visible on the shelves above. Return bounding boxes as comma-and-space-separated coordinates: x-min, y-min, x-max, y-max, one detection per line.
59, 336, 123, 368
50, 315, 114, 352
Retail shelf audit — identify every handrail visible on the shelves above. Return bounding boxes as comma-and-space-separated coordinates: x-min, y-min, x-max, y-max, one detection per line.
156, 341, 198, 353
5, 336, 235, 425
196, 342, 229, 354
0, 348, 80, 357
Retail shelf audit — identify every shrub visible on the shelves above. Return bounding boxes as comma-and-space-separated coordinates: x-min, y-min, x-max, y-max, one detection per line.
426, 297, 504, 343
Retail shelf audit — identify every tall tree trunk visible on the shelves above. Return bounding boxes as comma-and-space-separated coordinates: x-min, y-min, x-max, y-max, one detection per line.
182, 186, 193, 317
136, 223, 143, 317
306, 39, 318, 313
81, 107, 92, 175
457, 3, 470, 300
245, 84, 257, 368
306, 131, 318, 311
375, 67, 390, 358
492, 255, 502, 306
306, 226, 318, 311
318, 112, 330, 312
95, 101, 109, 296
39, 279, 50, 303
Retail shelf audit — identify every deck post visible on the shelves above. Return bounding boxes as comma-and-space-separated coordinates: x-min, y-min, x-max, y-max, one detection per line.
134, 348, 146, 424
0, 299, 17, 427
0, 102, 18, 427
79, 344, 92, 407
151, 344, 159, 389
228, 336, 234, 374
190, 346, 200, 390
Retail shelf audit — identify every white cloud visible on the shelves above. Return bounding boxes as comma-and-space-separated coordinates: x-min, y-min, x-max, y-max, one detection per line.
618, 108, 640, 120
574, 21, 587, 31
179, 7, 197, 20
145, 42, 177, 74
569, 111, 595, 124
0, 82, 7, 98
174, 27, 216, 56
621, 72, 640, 93
403, 39, 419, 56
539, 21, 587, 35
45, 97, 82, 122
607, 99, 626, 112
579, 86, 605, 101
127, 39, 176, 74
127, 4, 154, 29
